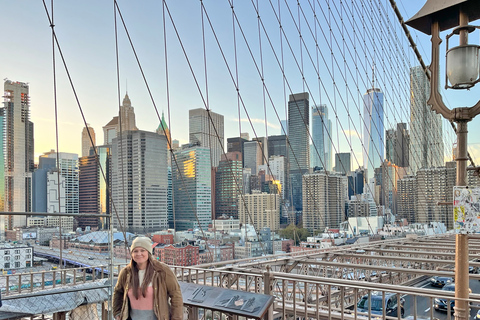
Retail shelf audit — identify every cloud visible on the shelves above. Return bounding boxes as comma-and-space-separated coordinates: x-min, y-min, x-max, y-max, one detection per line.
231, 117, 281, 130
342, 129, 361, 139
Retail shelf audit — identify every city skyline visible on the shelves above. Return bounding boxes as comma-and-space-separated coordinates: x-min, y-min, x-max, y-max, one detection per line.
2, 1, 479, 167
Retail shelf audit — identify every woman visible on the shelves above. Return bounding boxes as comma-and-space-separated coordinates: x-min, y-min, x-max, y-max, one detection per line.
113, 237, 183, 320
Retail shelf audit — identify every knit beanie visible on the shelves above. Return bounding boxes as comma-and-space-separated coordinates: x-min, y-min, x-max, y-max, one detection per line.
130, 237, 153, 255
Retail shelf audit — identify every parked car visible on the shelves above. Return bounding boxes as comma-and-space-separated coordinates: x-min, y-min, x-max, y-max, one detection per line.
356, 292, 405, 318
430, 276, 453, 287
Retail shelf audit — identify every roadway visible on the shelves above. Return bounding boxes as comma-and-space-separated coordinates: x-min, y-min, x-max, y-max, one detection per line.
403, 278, 480, 320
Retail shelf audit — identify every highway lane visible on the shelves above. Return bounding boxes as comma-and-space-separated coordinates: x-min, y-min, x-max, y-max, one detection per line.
403, 278, 480, 320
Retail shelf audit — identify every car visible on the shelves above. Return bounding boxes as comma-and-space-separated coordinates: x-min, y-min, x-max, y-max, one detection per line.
434, 283, 472, 313
474, 309, 480, 320
434, 283, 455, 312
430, 276, 453, 287
356, 292, 405, 318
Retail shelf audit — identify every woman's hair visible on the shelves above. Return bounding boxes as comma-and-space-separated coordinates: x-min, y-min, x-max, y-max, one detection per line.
129, 253, 156, 299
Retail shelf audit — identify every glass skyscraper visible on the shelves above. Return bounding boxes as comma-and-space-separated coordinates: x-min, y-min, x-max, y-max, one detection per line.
172, 144, 212, 231
189, 108, 224, 167
311, 105, 332, 170
363, 88, 384, 181
409, 65, 443, 174
288, 92, 309, 212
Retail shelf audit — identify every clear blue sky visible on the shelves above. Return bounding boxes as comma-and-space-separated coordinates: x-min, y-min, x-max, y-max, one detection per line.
1, 0, 479, 166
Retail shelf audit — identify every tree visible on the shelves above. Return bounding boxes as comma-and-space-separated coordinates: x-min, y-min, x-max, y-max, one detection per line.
278, 224, 311, 245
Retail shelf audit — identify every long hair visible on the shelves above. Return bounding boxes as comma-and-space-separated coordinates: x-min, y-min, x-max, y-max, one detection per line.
129, 253, 155, 299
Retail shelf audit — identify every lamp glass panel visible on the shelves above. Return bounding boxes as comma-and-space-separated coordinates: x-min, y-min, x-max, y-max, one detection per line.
446, 45, 480, 87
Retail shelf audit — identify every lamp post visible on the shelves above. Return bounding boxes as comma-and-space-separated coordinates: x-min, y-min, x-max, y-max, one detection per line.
406, 1, 480, 320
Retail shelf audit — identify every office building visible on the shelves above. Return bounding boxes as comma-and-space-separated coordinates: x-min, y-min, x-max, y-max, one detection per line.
416, 162, 456, 229
303, 171, 347, 232
244, 140, 263, 175
386, 123, 409, 167
215, 152, 243, 219
397, 175, 417, 223
172, 144, 212, 231
156, 111, 172, 149
79, 146, 111, 230
81, 125, 96, 157
189, 108, 224, 167
102, 93, 138, 145
288, 92, 310, 211
46, 152, 79, 232
2, 80, 34, 229
409, 65, 443, 174
334, 152, 351, 174
311, 105, 332, 170
32, 156, 57, 213
258, 155, 285, 200
112, 131, 168, 233
363, 88, 384, 181
238, 191, 280, 231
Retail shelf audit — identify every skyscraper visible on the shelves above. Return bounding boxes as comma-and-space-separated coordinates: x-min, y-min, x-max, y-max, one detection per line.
103, 93, 138, 145
363, 88, 384, 181
334, 152, 352, 175
397, 175, 417, 223
172, 144, 212, 231
46, 152, 79, 231
243, 141, 263, 175
409, 65, 443, 174
288, 92, 310, 212
215, 152, 243, 219
119, 93, 138, 133
386, 123, 409, 168
2, 80, 34, 228
156, 111, 171, 149
303, 171, 347, 232
311, 105, 332, 170
79, 145, 111, 230
81, 125, 96, 157
112, 131, 168, 233
238, 191, 280, 231
416, 162, 456, 229
189, 108, 224, 167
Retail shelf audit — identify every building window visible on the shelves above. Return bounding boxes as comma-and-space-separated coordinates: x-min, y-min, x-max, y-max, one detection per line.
14, 249, 20, 254
5, 256, 10, 261
4, 250, 9, 255
15, 262, 20, 268
26, 249, 31, 253
4, 262, 10, 269
14, 255, 20, 260
25, 254, 31, 259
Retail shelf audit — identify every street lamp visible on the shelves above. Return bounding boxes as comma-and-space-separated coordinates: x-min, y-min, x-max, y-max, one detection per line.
406, 1, 480, 320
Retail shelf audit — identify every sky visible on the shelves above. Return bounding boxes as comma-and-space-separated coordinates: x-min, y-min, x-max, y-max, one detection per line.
1, 0, 480, 168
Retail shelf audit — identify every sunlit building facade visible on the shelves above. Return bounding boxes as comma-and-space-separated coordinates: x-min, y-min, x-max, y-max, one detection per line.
172, 144, 212, 231
81, 125, 96, 157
